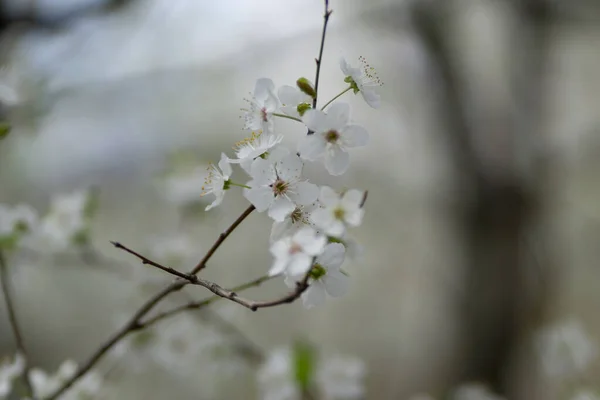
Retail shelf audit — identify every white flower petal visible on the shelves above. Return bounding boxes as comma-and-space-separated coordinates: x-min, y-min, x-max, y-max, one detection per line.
326, 102, 351, 129
318, 186, 339, 207
254, 78, 275, 101
276, 154, 303, 182
278, 85, 301, 106
289, 182, 319, 206
323, 271, 349, 298
302, 283, 326, 309
218, 153, 232, 177
302, 109, 327, 132
339, 57, 353, 76
325, 146, 350, 176
317, 243, 345, 269
298, 135, 326, 161
361, 88, 380, 109
268, 196, 295, 222
344, 208, 364, 227
243, 187, 273, 212
288, 253, 313, 276
341, 125, 369, 148
342, 189, 364, 208
250, 158, 277, 186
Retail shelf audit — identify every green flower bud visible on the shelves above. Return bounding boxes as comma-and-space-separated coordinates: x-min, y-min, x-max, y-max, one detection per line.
296, 77, 317, 99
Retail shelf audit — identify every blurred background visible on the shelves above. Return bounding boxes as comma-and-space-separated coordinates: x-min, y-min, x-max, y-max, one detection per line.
1, 0, 600, 399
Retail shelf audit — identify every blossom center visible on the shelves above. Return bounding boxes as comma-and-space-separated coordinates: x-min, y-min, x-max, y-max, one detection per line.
261, 107, 268, 122
325, 130, 340, 143
272, 179, 289, 196
290, 207, 303, 223
333, 207, 345, 220
309, 263, 327, 280
289, 242, 303, 254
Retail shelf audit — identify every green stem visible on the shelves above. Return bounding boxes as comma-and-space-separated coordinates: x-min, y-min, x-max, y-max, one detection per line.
321, 87, 352, 110
272, 112, 302, 123
228, 182, 251, 189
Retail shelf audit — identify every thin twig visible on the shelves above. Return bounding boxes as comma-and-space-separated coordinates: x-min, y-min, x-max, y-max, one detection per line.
140, 275, 273, 327
0, 251, 34, 397
111, 241, 198, 282
312, 0, 333, 110
190, 205, 255, 275
45, 205, 256, 400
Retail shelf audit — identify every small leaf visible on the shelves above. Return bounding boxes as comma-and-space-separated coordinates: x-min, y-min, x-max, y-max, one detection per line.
0, 122, 10, 139
293, 340, 316, 391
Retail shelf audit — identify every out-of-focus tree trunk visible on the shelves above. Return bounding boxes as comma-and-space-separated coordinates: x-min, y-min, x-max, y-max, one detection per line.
411, 1, 558, 398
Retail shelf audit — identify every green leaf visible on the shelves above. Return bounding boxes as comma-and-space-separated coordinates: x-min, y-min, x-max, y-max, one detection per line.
0, 122, 10, 139
293, 340, 316, 391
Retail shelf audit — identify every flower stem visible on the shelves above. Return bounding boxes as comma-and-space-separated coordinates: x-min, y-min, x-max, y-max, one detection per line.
321, 87, 352, 110
272, 112, 302, 123
228, 181, 251, 189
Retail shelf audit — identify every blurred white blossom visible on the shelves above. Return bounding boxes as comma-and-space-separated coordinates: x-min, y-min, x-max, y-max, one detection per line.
536, 319, 598, 378
0, 353, 25, 398
316, 354, 366, 400
28, 360, 102, 400
451, 383, 505, 400
0, 204, 38, 239
257, 348, 300, 400
571, 390, 600, 400
163, 165, 209, 207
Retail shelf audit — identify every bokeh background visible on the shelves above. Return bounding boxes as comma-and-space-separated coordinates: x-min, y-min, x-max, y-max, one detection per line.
1, 0, 600, 399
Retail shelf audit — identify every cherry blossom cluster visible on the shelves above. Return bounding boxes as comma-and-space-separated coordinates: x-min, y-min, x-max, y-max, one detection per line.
0, 189, 96, 253
0, 355, 102, 400
200, 57, 382, 308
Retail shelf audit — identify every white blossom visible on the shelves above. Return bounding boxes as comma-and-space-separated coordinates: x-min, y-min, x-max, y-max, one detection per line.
311, 187, 364, 237
257, 348, 300, 400
451, 383, 505, 400
243, 78, 280, 132
316, 354, 366, 400
29, 360, 102, 400
270, 202, 320, 243
201, 153, 232, 211
286, 243, 349, 309
571, 390, 600, 400
244, 154, 319, 222
278, 85, 312, 119
229, 130, 284, 174
34, 190, 88, 250
0, 204, 38, 238
0, 353, 25, 397
536, 319, 598, 378
299, 103, 369, 176
340, 56, 383, 109
269, 227, 326, 277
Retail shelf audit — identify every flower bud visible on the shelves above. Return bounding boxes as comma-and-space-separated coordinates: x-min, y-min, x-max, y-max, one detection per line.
296, 78, 316, 99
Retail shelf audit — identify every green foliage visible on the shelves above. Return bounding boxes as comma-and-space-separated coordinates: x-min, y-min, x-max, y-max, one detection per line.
293, 340, 316, 392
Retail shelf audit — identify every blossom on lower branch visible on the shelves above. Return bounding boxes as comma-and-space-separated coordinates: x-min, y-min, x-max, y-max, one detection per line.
311, 186, 365, 237
286, 243, 349, 309
269, 227, 326, 277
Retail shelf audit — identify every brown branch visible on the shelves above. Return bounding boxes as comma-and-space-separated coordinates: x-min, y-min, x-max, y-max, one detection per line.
44, 205, 255, 400
111, 241, 198, 282
0, 251, 34, 397
312, 0, 333, 110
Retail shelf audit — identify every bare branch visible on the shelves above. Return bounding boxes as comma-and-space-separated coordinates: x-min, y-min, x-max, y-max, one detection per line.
312, 0, 333, 110
190, 205, 255, 275
0, 251, 34, 396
